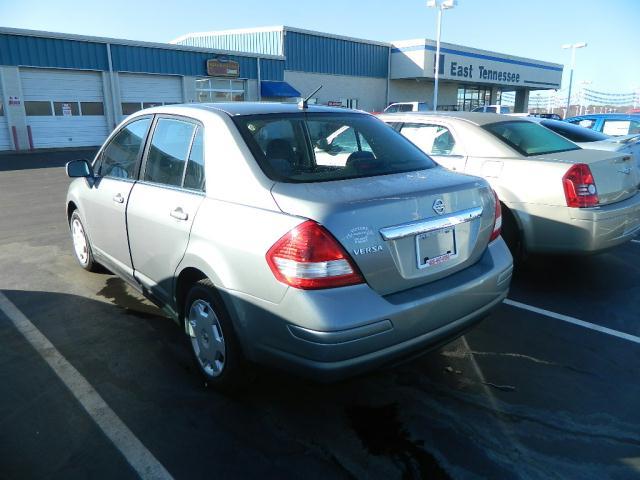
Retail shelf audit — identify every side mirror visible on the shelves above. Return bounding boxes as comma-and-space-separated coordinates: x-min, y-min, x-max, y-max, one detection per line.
66, 159, 93, 178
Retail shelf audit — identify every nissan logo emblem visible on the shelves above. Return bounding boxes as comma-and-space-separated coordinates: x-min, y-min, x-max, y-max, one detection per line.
433, 198, 445, 215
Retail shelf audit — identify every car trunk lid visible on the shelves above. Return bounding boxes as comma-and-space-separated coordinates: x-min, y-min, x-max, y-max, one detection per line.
534, 149, 640, 205
270, 168, 496, 296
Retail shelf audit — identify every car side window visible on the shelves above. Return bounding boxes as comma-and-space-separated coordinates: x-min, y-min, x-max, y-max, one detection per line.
144, 118, 197, 187
397, 104, 413, 112
385, 105, 398, 113
400, 123, 458, 156
602, 119, 640, 136
183, 128, 205, 191
99, 118, 151, 179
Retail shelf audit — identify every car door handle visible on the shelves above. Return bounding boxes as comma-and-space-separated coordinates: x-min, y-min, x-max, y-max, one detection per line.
112, 193, 124, 204
170, 207, 188, 221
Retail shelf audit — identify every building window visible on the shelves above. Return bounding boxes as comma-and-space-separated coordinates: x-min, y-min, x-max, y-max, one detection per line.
80, 102, 105, 116
25, 101, 53, 116
122, 102, 173, 115
53, 102, 80, 116
122, 103, 142, 115
456, 86, 491, 111
196, 78, 245, 103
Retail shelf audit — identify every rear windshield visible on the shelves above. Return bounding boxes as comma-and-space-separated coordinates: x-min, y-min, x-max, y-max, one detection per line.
483, 121, 580, 156
540, 120, 609, 143
234, 112, 437, 182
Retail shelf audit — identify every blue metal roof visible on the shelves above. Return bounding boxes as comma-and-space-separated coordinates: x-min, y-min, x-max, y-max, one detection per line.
284, 31, 388, 78
0, 33, 108, 71
259, 58, 285, 81
0, 29, 283, 80
111, 44, 262, 79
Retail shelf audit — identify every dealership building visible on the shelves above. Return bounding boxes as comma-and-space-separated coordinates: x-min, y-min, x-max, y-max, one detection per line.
0, 25, 563, 151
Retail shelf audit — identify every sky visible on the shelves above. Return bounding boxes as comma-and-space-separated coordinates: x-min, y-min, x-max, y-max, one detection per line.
1, 0, 639, 94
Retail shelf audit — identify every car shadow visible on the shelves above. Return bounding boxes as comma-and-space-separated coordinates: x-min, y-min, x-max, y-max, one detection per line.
0, 148, 98, 171
3, 277, 639, 479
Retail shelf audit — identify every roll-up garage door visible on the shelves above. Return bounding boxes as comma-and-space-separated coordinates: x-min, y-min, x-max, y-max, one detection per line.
0, 77, 11, 151
119, 73, 182, 120
21, 68, 109, 148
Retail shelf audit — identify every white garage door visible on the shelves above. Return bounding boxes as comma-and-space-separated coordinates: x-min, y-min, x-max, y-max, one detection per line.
21, 68, 109, 148
119, 73, 183, 120
0, 77, 11, 151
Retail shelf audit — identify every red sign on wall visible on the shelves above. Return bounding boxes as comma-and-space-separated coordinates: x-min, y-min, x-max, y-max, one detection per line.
206, 59, 240, 78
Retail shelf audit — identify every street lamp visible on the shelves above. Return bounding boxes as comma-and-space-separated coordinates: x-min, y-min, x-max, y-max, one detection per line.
562, 42, 587, 117
427, 0, 457, 112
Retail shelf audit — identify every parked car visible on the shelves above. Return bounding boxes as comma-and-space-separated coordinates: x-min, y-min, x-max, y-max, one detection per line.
526, 116, 640, 172
471, 105, 511, 114
66, 103, 512, 388
379, 112, 640, 258
565, 113, 640, 136
384, 101, 430, 113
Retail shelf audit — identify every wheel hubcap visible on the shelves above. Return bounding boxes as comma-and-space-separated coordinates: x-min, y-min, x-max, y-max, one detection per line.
187, 299, 226, 377
71, 218, 88, 265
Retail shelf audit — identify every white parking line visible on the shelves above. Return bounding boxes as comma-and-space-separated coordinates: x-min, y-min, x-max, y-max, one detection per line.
0, 292, 173, 480
631, 239, 640, 244
504, 298, 640, 345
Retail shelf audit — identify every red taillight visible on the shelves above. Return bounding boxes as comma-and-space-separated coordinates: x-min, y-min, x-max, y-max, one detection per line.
489, 190, 502, 242
266, 220, 364, 290
563, 163, 599, 208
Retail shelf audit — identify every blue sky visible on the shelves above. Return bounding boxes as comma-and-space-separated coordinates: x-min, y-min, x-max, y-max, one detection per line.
2, 0, 639, 93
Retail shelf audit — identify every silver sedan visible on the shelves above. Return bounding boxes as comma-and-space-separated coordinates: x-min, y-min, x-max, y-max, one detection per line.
379, 112, 640, 257
65, 103, 512, 389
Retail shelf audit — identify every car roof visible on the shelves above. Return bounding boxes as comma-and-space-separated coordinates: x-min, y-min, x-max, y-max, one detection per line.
566, 113, 640, 120
378, 111, 514, 126
138, 102, 366, 117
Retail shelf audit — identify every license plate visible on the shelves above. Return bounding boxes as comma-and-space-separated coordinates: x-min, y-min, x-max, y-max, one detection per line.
416, 227, 456, 269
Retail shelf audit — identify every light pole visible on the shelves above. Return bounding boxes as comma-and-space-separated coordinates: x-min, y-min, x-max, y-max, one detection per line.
562, 42, 587, 117
427, 0, 457, 112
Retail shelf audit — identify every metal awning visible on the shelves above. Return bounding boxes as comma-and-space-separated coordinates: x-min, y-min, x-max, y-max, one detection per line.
260, 81, 301, 98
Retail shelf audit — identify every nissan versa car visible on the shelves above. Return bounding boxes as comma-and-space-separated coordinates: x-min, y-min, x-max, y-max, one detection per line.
66, 103, 512, 389
379, 112, 640, 258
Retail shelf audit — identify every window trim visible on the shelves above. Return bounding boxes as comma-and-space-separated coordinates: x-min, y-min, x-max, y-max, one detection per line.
138, 113, 205, 193
93, 114, 154, 181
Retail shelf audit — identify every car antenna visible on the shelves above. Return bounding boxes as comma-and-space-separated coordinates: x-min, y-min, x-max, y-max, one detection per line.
298, 85, 322, 110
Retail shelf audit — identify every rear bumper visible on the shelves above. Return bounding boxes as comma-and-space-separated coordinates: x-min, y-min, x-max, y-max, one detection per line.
223, 239, 513, 381
521, 192, 640, 254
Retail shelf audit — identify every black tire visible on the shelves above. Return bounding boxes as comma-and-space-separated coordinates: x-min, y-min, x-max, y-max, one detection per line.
69, 210, 100, 272
184, 279, 244, 391
501, 206, 524, 263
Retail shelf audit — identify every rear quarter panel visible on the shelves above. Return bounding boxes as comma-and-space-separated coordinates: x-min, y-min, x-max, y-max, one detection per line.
178, 198, 301, 305
464, 155, 572, 251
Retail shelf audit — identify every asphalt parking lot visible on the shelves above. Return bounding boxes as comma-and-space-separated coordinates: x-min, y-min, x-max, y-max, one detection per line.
1, 149, 639, 480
